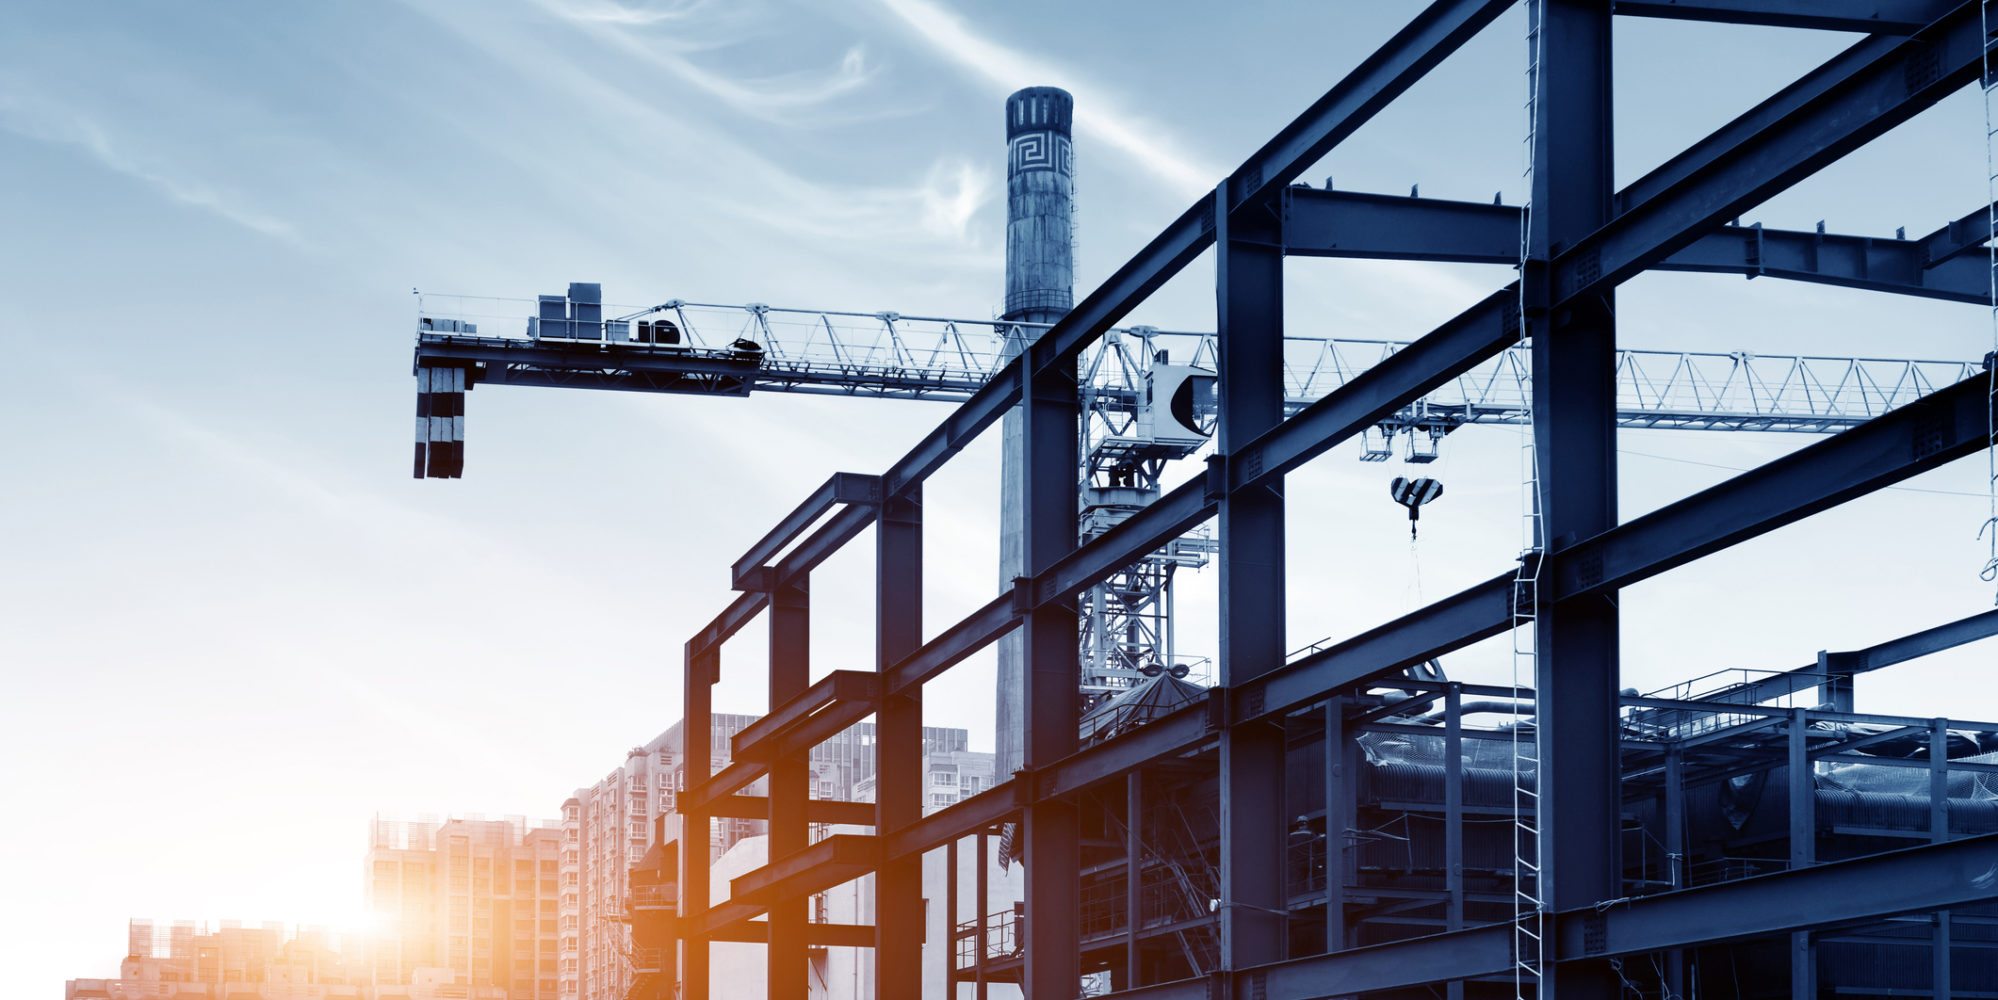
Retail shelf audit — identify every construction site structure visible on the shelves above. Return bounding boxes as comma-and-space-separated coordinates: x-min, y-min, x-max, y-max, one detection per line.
412, 4, 1998, 996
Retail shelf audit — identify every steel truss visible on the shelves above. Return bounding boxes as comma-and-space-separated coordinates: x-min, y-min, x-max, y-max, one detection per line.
647, 1, 1998, 998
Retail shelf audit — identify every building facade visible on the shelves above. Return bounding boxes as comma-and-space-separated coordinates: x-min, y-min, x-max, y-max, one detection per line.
575, 718, 980, 1000
364, 817, 565, 999
68, 919, 408, 1000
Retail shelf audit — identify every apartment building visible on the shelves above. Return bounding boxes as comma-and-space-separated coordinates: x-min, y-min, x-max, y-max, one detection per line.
364, 817, 565, 999
571, 715, 761, 1000
68, 919, 378, 1000
851, 745, 996, 814
573, 718, 976, 1000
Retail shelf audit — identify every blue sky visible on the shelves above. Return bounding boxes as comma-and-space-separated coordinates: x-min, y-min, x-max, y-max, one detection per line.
5, 2, 1998, 994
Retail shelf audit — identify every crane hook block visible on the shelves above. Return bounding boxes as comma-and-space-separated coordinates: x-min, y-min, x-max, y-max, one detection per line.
1389, 476, 1444, 539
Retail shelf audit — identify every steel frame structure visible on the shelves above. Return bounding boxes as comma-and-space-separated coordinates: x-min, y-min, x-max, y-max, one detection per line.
657, 2, 1998, 998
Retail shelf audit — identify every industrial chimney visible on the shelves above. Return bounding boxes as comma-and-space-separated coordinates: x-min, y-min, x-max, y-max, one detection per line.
996, 86, 1075, 780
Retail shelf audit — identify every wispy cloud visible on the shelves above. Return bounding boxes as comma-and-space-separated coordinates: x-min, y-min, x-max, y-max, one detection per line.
866, 0, 1225, 199
0, 95, 303, 246
534, 0, 884, 125
546, 0, 712, 26
403, 0, 999, 260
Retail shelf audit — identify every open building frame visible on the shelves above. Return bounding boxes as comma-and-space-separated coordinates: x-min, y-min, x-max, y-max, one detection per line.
655, 3, 1998, 997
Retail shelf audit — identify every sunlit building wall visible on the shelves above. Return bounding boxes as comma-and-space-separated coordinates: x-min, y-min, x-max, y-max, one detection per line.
69, 919, 375, 1000
365, 817, 564, 999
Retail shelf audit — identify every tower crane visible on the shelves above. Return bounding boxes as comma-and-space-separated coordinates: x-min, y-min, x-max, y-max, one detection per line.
411, 284, 1984, 702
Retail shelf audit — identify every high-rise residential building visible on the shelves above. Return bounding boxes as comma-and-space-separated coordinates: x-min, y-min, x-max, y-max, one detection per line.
571, 716, 755, 1000
69, 919, 378, 1000
851, 746, 996, 815
364, 816, 565, 999
572, 717, 975, 1000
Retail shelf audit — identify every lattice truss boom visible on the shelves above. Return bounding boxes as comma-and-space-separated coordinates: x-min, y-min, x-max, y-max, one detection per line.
416, 296, 1980, 438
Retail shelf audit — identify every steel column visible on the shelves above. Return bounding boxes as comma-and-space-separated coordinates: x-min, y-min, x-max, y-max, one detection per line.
1664, 744, 1687, 1000
1323, 698, 1351, 953
1790, 707, 1815, 868
975, 831, 990, 1000
1932, 720, 1952, 1000
876, 488, 924, 999
1789, 705, 1815, 1000
1530, 8, 1619, 1000
768, 581, 809, 999
1214, 184, 1289, 973
1125, 773, 1142, 987
681, 645, 715, 1000
945, 837, 959, 996
1022, 321, 1082, 998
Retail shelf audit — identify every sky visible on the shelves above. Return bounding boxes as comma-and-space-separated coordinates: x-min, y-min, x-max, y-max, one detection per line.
5, 1, 1998, 994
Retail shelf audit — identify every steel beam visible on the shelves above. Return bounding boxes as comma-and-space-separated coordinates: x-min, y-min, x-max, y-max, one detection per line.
766, 580, 808, 999
1549, 832, 1998, 956
1530, 12, 1621, 1000
875, 487, 924, 999
1021, 312, 1083, 998
1558, 3, 1984, 304
1281, 187, 1520, 262
731, 835, 884, 909
729, 670, 880, 763
710, 922, 877, 949
1552, 374, 1997, 600
1662, 222, 1992, 303
689, 502, 875, 661
1612, 0, 1951, 33
731, 473, 881, 590
703, 795, 876, 827
1917, 203, 1996, 266
1214, 185, 1291, 972
680, 644, 715, 1000
1101, 834, 1998, 1000
1707, 606, 1998, 709
1277, 186, 1989, 303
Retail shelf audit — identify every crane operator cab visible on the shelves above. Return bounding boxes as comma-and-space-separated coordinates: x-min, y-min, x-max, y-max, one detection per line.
1137, 363, 1218, 449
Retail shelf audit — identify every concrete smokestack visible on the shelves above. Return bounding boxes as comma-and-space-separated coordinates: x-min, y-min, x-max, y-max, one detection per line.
996, 86, 1074, 781
1003, 86, 1075, 323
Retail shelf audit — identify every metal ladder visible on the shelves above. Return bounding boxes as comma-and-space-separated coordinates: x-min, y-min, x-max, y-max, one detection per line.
1980, 0, 1998, 603
1512, 2, 1548, 997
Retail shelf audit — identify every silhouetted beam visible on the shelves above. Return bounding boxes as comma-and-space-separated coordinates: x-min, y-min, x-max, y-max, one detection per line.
1560, 4, 1984, 303
881, 776, 1020, 860
705, 795, 877, 827
1860, 607, 1998, 667
1553, 831, 1998, 956
1612, 0, 1949, 33
1551, 374, 1995, 599
1715, 607, 1998, 706
1280, 188, 1520, 263
730, 835, 882, 911
709, 922, 876, 948
688, 502, 875, 660
1100, 833, 1998, 999
731, 670, 880, 762
1916, 204, 1996, 266
884, 594, 1014, 693
1661, 223, 1991, 303
1279, 187, 1989, 303
731, 473, 881, 591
